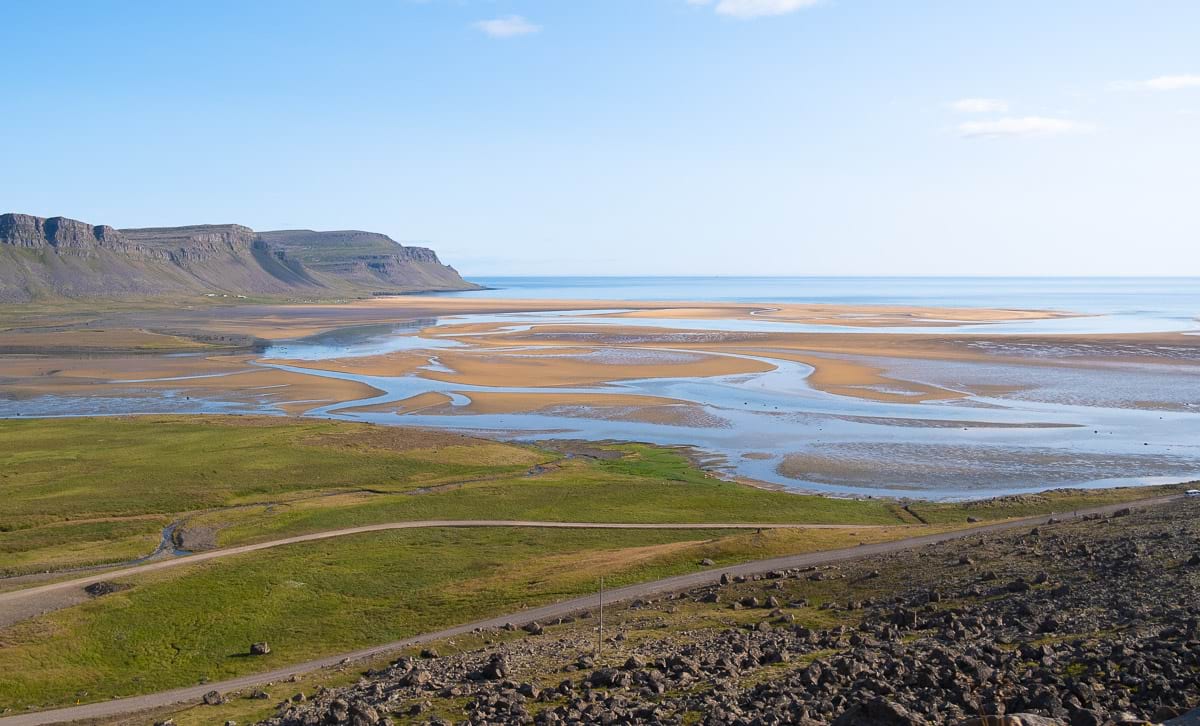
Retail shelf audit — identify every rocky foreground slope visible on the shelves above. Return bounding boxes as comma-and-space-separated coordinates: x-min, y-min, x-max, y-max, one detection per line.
257, 501, 1200, 725
0, 213, 477, 302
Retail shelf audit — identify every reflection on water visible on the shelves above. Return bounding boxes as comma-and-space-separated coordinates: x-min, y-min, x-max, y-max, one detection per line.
262, 319, 461, 360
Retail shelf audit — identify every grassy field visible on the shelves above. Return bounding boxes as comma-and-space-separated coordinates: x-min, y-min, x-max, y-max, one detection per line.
0, 524, 920, 711
202, 443, 915, 549
0, 516, 169, 575
0, 417, 545, 528
0, 416, 547, 573
0, 418, 912, 574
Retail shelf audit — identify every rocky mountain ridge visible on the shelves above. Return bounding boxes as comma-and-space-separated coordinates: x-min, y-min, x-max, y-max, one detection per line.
0, 213, 478, 302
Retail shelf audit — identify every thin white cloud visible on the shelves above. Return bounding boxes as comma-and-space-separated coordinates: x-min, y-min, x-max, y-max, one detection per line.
958, 116, 1091, 139
474, 15, 540, 38
1129, 74, 1200, 91
948, 98, 1009, 114
689, 0, 822, 19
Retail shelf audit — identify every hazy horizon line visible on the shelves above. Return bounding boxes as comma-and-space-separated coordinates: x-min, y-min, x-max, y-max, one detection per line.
461, 273, 1200, 279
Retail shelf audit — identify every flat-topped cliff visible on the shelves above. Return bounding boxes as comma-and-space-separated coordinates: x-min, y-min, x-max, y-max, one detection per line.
0, 213, 478, 302
257, 229, 469, 291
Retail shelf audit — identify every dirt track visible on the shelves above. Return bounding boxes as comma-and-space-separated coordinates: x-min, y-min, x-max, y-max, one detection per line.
0, 519, 883, 629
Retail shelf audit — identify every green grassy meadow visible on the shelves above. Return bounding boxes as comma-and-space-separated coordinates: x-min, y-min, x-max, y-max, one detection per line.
0, 415, 1189, 715
0, 417, 911, 575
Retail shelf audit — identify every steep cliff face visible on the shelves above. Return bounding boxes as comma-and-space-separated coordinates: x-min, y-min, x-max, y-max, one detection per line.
256, 229, 475, 292
0, 214, 138, 254
121, 224, 260, 262
0, 213, 478, 302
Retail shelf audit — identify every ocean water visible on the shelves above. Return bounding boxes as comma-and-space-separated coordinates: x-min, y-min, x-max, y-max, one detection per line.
448, 276, 1200, 316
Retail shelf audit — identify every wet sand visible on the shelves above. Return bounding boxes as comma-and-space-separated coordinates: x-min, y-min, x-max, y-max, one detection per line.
430, 322, 1200, 405
343, 391, 725, 428
273, 352, 431, 378
4, 308, 1195, 416
775, 445, 1200, 491
417, 347, 776, 388
0, 328, 210, 353
0, 297, 1081, 349
0, 354, 383, 415
341, 392, 455, 415
201, 298, 1076, 338
4, 308, 1196, 416
448, 391, 726, 428
609, 303, 1076, 326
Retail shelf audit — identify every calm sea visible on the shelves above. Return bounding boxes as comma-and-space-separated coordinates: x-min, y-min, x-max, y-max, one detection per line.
447, 276, 1200, 319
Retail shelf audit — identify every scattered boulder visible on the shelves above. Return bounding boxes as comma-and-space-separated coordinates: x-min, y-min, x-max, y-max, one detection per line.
480, 654, 508, 680
832, 698, 929, 725
202, 690, 227, 706
83, 581, 123, 597
962, 716, 1067, 726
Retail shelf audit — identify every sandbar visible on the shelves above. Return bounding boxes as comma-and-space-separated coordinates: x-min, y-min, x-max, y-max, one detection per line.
0, 354, 382, 415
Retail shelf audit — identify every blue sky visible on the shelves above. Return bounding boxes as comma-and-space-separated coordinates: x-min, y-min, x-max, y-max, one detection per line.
2, 0, 1198, 276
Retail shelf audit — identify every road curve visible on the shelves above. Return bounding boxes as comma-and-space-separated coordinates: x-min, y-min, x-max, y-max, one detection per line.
0, 494, 1179, 726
